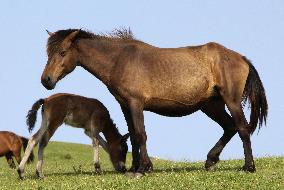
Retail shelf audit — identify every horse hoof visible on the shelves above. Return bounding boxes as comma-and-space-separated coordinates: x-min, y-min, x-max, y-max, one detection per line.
17, 168, 24, 180
95, 168, 102, 175
205, 164, 216, 172
242, 165, 256, 173
205, 158, 219, 171
36, 170, 44, 179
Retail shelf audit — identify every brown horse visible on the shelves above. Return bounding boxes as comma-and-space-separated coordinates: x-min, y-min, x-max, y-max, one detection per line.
0, 131, 34, 168
17, 93, 129, 179
40, 28, 268, 176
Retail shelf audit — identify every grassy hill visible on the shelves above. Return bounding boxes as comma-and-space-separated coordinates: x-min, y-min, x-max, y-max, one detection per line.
0, 141, 283, 190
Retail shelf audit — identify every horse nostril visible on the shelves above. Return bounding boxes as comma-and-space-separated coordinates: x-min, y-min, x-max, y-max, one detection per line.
47, 76, 51, 82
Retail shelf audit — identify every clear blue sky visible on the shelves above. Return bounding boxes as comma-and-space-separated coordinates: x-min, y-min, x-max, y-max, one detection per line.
0, 1, 283, 161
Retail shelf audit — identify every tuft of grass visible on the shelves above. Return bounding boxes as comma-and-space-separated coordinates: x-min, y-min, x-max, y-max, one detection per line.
0, 141, 283, 190
62, 154, 72, 160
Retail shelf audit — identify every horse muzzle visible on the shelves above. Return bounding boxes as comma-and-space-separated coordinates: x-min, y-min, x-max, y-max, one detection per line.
41, 76, 56, 90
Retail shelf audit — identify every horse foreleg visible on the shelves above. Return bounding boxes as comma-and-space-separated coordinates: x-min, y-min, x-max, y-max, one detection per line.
92, 138, 101, 174
85, 128, 103, 174
128, 100, 152, 175
5, 153, 16, 169
120, 104, 140, 172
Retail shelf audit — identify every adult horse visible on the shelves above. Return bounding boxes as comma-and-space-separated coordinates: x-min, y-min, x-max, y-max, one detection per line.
41, 28, 268, 175
0, 131, 34, 168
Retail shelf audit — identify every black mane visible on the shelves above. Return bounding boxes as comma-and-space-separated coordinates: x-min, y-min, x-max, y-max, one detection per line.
47, 28, 135, 56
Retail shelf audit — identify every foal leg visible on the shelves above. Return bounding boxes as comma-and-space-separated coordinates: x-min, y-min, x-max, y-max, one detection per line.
5, 153, 16, 169
36, 132, 49, 178
201, 100, 237, 170
18, 118, 48, 179
93, 138, 102, 174
120, 104, 140, 172
85, 129, 102, 174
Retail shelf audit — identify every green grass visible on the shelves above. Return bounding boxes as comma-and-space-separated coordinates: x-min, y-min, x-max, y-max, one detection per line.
0, 141, 283, 190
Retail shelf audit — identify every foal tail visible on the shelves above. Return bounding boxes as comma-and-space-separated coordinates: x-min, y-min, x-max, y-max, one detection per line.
242, 57, 268, 134
20, 136, 34, 163
26, 99, 45, 133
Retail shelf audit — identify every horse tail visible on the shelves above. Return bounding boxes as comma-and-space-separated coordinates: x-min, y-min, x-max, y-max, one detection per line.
20, 136, 34, 163
242, 56, 268, 134
26, 99, 45, 133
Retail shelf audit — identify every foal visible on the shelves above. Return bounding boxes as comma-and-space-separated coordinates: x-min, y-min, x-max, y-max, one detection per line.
0, 131, 34, 168
17, 93, 129, 179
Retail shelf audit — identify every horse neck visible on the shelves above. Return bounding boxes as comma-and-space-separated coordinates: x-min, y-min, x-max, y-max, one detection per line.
101, 121, 121, 145
77, 38, 125, 86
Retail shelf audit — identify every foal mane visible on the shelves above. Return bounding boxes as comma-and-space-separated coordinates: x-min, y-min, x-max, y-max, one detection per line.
108, 119, 122, 137
47, 28, 136, 57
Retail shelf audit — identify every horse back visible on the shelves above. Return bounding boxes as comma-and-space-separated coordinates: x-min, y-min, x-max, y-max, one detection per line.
110, 43, 216, 106
44, 93, 111, 129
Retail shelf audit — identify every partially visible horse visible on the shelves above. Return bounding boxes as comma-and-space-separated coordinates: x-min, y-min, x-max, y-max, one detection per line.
0, 131, 34, 168
17, 93, 129, 179
40, 28, 268, 176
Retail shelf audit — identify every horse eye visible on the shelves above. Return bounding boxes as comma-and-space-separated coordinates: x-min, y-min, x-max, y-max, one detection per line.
60, 51, 66, 57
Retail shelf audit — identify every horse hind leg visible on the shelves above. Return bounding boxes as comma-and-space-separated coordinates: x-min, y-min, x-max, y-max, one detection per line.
215, 51, 255, 172
5, 152, 16, 169
13, 150, 22, 166
36, 132, 49, 178
201, 100, 237, 171
219, 85, 255, 172
225, 101, 255, 172
17, 117, 49, 179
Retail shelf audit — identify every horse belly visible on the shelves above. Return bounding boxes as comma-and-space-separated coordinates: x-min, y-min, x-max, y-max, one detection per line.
145, 75, 213, 116
145, 97, 207, 117
64, 112, 86, 129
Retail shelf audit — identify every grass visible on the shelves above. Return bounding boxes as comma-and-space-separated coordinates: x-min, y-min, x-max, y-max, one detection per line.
0, 141, 283, 190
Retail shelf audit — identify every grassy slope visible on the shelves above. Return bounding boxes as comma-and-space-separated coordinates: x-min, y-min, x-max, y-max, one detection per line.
0, 141, 283, 190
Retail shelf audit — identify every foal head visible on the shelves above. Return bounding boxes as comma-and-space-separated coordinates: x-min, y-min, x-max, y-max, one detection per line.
108, 133, 129, 172
41, 29, 83, 90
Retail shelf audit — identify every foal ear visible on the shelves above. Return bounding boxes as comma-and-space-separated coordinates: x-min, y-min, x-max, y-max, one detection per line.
46, 29, 55, 36
121, 133, 130, 142
62, 30, 80, 49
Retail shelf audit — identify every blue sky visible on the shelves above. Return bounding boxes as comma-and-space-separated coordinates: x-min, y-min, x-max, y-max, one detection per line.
0, 1, 283, 161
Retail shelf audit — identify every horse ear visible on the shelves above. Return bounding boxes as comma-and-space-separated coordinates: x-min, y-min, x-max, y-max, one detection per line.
46, 29, 55, 36
121, 133, 130, 142
62, 30, 80, 49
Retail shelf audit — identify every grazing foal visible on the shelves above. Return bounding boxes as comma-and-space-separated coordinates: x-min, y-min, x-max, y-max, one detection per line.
0, 131, 34, 168
17, 93, 129, 179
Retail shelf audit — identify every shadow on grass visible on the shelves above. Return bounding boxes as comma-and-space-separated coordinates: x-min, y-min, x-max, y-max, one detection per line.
19, 170, 118, 180
20, 164, 243, 180
45, 170, 118, 177
43, 165, 241, 178
152, 165, 241, 174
